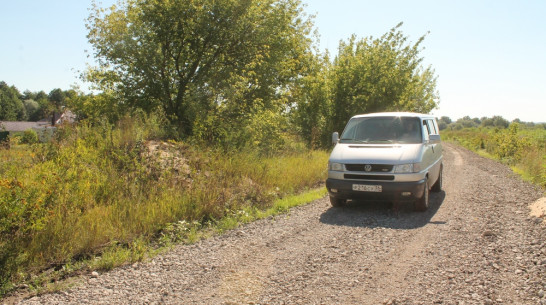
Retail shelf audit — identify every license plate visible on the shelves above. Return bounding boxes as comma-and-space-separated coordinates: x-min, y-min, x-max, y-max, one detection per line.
352, 184, 382, 192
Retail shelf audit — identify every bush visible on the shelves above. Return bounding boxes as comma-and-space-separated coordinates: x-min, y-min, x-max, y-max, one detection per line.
490, 123, 530, 163
0, 115, 328, 293
20, 129, 38, 144
443, 124, 545, 189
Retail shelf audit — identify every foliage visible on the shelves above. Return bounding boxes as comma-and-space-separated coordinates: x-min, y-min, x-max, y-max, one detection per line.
292, 23, 439, 147
481, 115, 509, 128
0, 81, 26, 121
0, 117, 328, 293
23, 100, 42, 122
85, 0, 314, 138
443, 123, 545, 188
291, 53, 332, 148
20, 129, 39, 144
0, 81, 88, 123
328, 23, 438, 135
65, 90, 124, 124
441, 115, 540, 131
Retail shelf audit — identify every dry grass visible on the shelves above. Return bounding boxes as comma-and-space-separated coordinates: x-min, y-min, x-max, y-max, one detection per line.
0, 118, 329, 295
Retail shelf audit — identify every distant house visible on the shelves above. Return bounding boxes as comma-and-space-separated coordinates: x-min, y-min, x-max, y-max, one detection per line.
0, 110, 76, 142
37, 110, 76, 126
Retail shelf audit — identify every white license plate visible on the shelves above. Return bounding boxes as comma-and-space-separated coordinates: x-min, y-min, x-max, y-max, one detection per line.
352, 184, 382, 192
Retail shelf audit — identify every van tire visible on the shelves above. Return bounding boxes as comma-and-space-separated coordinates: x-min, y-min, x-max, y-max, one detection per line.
414, 178, 429, 212
431, 165, 443, 192
330, 196, 346, 207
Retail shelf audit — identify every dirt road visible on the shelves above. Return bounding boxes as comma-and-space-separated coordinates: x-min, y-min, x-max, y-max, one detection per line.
17, 143, 546, 304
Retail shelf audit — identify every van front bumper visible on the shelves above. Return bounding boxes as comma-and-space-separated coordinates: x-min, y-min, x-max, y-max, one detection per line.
326, 178, 426, 201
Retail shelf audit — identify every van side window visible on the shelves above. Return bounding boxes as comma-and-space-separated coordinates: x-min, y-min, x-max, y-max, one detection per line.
425, 120, 437, 135
430, 120, 440, 134
422, 120, 430, 140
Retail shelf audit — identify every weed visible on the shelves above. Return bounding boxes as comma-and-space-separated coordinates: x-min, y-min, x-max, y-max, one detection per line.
0, 115, 329, 295
443, 124, 545, 189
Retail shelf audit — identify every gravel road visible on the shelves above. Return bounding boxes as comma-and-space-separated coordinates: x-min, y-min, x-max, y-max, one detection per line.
13, 143, 546, 304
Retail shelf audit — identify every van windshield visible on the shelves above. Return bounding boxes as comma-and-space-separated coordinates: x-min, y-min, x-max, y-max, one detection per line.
339, 116, 422, 144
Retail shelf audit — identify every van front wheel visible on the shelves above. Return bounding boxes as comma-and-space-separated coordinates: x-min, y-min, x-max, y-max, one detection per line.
330, 196, 346, 207
414, 178, 429, 212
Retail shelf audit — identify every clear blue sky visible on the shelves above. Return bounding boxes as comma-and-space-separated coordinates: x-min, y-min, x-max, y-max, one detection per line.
1, 0, 545, 122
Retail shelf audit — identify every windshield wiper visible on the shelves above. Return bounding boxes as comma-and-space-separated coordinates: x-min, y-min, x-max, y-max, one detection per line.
341, 139, 369, 143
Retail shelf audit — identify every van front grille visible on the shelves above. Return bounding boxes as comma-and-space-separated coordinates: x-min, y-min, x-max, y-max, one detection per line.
345, 164, 393, 172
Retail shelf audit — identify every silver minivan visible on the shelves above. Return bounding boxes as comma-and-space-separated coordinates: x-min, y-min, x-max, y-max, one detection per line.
326, 112, 443, 211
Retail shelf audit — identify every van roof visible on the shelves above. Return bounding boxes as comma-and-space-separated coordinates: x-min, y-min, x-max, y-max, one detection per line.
350, 112, 437, 119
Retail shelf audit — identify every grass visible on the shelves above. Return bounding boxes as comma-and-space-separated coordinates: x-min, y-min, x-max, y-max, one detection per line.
0, 118, 330, 297
5, 187, 327, 299
442, 123, 545, 189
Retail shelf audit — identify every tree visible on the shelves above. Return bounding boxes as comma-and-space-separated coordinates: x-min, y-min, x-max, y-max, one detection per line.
34, 91, 51, 120
328, 23, 439, 134
492, 115, 509, 128
438, 116, 452, 130
23, 99, 42, 121
86, 0, 314, 138
291, 52, 332, 148
0, 81, 26, 121
481, 117, 494, 127
48, 88, 66, 112
439, 116, 452, 125
456, 116, 477, 128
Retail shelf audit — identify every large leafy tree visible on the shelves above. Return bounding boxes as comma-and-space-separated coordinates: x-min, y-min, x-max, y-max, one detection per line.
86, 0, 314, 137
0, 81, 26, 121
329, 23, 439, 134
291, 52, 332, 148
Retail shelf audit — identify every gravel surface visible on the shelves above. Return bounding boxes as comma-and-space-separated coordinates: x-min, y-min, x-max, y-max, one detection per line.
9, 143, 546, 304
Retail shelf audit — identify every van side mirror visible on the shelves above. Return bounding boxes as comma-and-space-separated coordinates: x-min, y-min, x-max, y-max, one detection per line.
429, 134, 441, 143
332, 132, 339, 145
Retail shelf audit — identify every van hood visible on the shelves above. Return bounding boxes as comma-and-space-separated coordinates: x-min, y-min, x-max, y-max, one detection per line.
329, 143, 423, 164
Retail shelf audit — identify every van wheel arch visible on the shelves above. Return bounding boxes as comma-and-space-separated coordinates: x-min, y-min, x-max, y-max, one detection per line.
329, 196, 347, 207
414, 176, 429, 212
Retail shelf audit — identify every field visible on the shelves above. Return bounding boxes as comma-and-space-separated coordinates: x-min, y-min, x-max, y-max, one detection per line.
442, 123, 545, 189
0, 118, 329, 294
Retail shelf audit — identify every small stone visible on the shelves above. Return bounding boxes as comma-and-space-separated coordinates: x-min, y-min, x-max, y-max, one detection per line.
482, 231, 495, 237
538, 289, 545, 298
91, 271, 99, 278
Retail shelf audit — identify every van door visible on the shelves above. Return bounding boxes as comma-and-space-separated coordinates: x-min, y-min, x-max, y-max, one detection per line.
423, 119, 442, 183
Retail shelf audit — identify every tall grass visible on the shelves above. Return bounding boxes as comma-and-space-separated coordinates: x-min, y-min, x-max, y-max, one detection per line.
0, 115, 329, 293
442, 123, 545, 188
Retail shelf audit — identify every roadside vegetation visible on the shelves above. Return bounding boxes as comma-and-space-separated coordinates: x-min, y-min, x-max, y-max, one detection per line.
1, 0, 440, 296
439, 116, 545, 189
0, 114, 328, 294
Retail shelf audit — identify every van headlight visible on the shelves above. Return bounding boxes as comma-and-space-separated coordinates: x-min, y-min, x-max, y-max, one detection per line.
394, 163, 421, 173
329, 162, 344, 171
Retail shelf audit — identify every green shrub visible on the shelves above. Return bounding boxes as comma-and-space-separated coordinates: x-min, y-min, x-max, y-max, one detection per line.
0, 115, 328, 293
443, 125, 545, 189
20, 129, 38, 144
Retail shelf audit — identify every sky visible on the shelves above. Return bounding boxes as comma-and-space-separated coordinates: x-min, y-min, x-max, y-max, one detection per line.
1, 1, 545, 123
